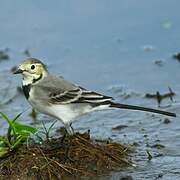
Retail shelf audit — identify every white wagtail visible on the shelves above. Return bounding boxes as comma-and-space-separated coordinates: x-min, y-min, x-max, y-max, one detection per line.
14, 58, 176, 134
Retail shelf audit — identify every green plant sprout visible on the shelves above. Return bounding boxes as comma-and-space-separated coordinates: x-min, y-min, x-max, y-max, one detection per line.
0, 112, 37, 157
40, 120, 57, 142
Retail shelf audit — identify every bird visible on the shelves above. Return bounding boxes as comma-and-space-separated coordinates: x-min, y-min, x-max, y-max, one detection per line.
14, 58, 176, 134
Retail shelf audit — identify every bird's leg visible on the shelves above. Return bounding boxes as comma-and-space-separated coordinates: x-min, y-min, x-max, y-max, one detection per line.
65, 123, 74, 135
61, 123, 75, 162
61, 123, 74, 144
69, 122, 74, 134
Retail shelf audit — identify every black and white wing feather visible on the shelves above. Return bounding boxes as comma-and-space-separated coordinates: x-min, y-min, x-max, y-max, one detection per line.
49, 86, 113, 105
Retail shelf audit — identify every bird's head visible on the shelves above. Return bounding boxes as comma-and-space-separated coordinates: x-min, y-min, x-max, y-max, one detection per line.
14, 58, 48, 85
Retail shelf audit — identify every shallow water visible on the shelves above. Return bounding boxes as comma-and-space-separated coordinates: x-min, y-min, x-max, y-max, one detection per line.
0, 0, 180, 179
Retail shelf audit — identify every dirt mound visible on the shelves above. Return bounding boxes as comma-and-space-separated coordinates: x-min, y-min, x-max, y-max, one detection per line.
0, 132, 132, 179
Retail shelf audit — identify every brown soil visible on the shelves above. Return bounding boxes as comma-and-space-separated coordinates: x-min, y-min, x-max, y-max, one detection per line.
0, 132, 132, 180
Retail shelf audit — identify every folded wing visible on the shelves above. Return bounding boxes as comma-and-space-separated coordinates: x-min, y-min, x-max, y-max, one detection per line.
49, 86, 113, 105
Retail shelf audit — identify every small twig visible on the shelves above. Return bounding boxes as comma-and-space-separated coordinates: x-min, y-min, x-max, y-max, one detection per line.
145, 87, 176, 106
49, 158, 95, 176
47, 158, 72, 174
36, 147, 57, 179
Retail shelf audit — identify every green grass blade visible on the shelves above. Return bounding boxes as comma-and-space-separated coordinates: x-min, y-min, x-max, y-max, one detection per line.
13, 121, 37, 136
0, 112, 17, 140
12, 112, 23, 122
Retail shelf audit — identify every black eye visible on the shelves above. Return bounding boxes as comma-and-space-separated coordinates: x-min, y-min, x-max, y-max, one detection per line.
31, 65, 35, 70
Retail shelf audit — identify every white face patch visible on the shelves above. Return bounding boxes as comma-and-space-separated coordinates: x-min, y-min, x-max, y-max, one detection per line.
22, 72, 43, 85
22, 71, 34, 85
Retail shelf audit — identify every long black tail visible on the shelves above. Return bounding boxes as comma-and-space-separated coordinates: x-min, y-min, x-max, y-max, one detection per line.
110, 102, 176, 117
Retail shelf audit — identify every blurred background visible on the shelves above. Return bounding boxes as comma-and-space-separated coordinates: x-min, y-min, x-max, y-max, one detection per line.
0, 0, 180, 179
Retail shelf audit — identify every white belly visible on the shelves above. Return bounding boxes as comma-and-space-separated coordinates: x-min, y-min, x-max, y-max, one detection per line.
28, 94, 93, 124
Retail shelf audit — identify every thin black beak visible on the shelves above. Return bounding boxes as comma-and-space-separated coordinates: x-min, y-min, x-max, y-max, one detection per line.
13, 68, 23, 74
